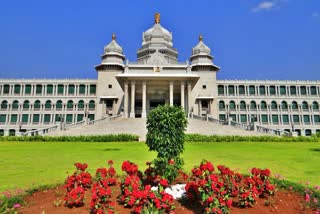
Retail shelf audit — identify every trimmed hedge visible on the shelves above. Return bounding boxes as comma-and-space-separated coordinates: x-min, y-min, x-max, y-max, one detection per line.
185, 134, 320, 142
0, 134, 139, 142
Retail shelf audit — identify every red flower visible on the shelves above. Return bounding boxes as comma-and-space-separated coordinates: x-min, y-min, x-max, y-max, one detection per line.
168, 159, 175, 165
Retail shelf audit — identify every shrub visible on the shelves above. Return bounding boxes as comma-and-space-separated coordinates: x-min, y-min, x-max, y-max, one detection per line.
146, 105, 187, 182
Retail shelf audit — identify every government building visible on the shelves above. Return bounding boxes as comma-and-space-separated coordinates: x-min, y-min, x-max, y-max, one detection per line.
0, 14, 319, 136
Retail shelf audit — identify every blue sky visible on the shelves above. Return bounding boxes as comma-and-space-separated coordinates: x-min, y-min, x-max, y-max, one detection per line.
0, 0, 319, 80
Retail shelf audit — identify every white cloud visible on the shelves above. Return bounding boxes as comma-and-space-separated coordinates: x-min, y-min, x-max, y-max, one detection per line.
252, 1, 278, 12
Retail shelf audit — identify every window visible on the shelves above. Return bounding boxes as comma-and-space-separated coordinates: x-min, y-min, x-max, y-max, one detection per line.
269, 86, 276, 95
219, 101, 225, 110
314, 115, 320, 123
58, 84, 64, 94
11, 114, 18, 123
78, 100, 85, 109
249, 86, 255, 95
202, 85, 206, 89
240, 101, 246, 110
109, 84, 113, 89
282, 115, 289, 124
261, 115, 268, 123
219, 114, 226, 121
33, 114, 40, 123
281, 101, 288, 110
45, 100, 52, 109
55, 114, 62, 122
67, 100, 73, 109
228, 85, 235, 95
47, 85, 53, 94
12, 101, 19, 110
77, 114, 84, 122
290, 86, 296, 95
229, 101, 235, 110
22, 114, 28, 123
56, 100, 63, 110
66, 114, 73, 123
14, 85, 21, 94
280, 86, 286, 95
293, 115, 300, 123
311, 86, 317, 95
303, 115, 310, 124
292, 101, 298, 110
44, 114, 51, 123
68, 84, 75, 95
302, 102, 308, 110
3, 85, 10, 94
79, 84, 85, 94
239, 85, 245, 95
260, 101, 267, 110
313, 102, 319, 110
240, 114, 247, 123
88, 114, 95, 121
259, 86, 266, 95
25, 84, 31, 94
34, 100, 41, 109
250, 101, 257, 110
90, 84, 96, 94
0, 114, 6, 123
0, 129, 4, 136
1, 101, 8, 110
23, 100, 30, 109
218, 85, 224, 95
300, 86, 307, 95
36, 85, 42, 94
89, 100, 95, 109
272, 115, 279, 124
271, 101, 277, 110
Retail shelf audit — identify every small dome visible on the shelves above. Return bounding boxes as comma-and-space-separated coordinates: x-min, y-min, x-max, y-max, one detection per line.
104, 33, 123, 54
192, 35, 211, 56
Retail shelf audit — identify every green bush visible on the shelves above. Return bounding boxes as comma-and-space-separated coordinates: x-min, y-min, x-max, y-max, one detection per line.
0, 134, 139, 142
146, 105, 188, 182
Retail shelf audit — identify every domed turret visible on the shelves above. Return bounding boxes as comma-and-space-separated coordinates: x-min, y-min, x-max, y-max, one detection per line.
104, 33, 124, 55
190, 35, 219, 71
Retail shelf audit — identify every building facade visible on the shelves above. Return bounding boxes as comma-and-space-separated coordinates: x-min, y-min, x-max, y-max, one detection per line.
0, 14, 319, 136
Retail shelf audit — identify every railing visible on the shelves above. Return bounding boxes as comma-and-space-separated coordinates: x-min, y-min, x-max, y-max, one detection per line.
88, 114, 123, 125
64, 120, 85, 130
230, 120, 252, 131
22, 124, 59, 136
191, 114, 206, 121
207, 115, 226, 125
256, 125, 291, 136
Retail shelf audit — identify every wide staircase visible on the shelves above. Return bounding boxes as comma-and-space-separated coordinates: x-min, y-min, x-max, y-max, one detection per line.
48, 117, 266, 141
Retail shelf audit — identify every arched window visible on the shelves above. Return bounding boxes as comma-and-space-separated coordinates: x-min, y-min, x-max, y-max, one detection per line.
47, 84, 53, 94
23, 100, 30, 109
79, 84, 86, 94
311, 86, 317, 95
14, 85, 21, 94
12, 100, 19, 110
34, 100, 41, 109
219, 101, 225, 110
250, 101, 256, 110
281, 101, 288, 110
240, 101, 246, 110
45, 100, 52, 109
292, 101, 298, 110
67, 100, 74, 109
313, 101, 319, 110
56, 100, 63, 109
229, 101, 235, 110
89, 100, 95, 109
239, 85, 245, 95
271, 101, 277, 110
249, 85, 255, 95
260, 101, 267, 110
1, 100, 8, 110
78, 100, 85, 109
68, 84, 75, 95
302, 101, 308, 110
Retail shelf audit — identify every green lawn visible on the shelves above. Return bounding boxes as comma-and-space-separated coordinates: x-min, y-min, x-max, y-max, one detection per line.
0, 141, 319, 191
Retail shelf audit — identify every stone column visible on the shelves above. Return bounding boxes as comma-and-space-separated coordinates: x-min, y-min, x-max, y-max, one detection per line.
130, 81, 135, 118
142, 81, 147, 118
180, 81, 185, 111
124, 81, 129, 118
198, 100, 202, 116
169, 81, 174, 106
187, 81, 192, 117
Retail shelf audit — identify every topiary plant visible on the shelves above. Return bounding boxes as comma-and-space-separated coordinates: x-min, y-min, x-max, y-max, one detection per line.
146, 104, 188, 182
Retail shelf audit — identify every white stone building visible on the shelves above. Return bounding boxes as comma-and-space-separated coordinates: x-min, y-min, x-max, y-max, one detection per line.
0, 14, 319, 136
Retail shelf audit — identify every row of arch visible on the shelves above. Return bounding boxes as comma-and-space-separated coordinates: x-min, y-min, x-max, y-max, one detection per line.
219, 100, 319, 110
0, 100, 96, 110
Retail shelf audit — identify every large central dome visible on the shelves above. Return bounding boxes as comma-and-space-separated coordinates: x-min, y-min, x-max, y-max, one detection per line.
137, 13, 178, 65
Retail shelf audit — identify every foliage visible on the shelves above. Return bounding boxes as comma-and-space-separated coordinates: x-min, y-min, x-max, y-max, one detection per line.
0, 134, 139, 142
0, 190, 24, 214
146, 105, 188, 182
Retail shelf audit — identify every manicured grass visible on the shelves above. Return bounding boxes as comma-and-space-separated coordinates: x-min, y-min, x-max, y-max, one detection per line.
0, 141, 319, 191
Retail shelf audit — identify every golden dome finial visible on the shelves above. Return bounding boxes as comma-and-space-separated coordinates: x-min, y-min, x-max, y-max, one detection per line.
154, 13, 160, 24
199, 34, 203, 42
112, 33, 116, 41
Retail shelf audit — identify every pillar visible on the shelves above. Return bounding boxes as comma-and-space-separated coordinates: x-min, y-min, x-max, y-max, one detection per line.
187, 81, 192, 117
169, 81, 174, 106
180, 81, 185, 111
142, 81, 147, 118
130, 81, 135, 118
124, 81, 129, 118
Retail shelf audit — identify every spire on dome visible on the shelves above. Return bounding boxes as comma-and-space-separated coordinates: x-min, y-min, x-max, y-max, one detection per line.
199, 34, 203, 42
192, 34, 211, 56
154, 13, 160, 24
112, 33, 116, 41
104, 33, 123, 54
